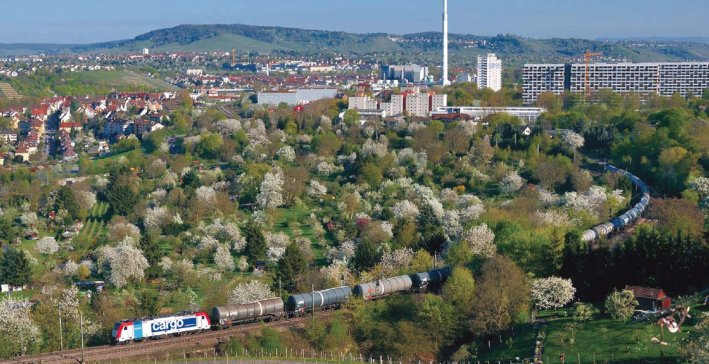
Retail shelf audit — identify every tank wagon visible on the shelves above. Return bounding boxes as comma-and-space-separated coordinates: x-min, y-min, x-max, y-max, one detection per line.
353, 275, 413, 301
411, 267, 452, 290
212, 297, 284, 328
580, 165, 651, 242
287, 286, 352, 315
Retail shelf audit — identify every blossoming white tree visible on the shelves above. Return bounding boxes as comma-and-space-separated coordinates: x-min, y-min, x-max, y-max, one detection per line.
213, 244, 235, 272
562, 131, 585, 150
463, 223, 496, 258
229, 280, 274, 304
391, 200, 420, 221
307, 180, 328, 198
530, 277, 576, 320
499, 171, 524, 194
277, 146, 296, 162
0, 298, 41, 356
97, 239, 149, 288
144, 206, 171, 229
380, 248, 414, 273
36, 237, 59, 255
256, 168, 284, 210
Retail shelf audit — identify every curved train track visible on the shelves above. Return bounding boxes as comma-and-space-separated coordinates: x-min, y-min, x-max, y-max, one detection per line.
2, 312, 334, 364
581, 164, 651, 243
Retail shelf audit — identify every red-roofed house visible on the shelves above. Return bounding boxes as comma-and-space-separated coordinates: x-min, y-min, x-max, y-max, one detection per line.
59, 122, 82, 132
625, 285, 672, 311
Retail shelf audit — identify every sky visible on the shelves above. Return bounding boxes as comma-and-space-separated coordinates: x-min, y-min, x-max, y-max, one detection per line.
1, 0, 707, 44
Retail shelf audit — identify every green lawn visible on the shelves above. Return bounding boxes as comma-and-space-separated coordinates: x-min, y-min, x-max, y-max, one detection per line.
478, 304, 708, 364
271, 206, 326, 266
74, 202, 109, 254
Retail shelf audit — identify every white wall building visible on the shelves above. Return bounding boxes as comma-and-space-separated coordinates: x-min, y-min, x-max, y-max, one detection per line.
258, 88, 337, 106
348, 96, 379, 110
431, 94, 448, 110
405, 94, 431, 118
432, 106, 546, 124
477, 53, 503, 91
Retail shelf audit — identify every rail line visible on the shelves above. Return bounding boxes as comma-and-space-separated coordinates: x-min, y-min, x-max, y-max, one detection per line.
2, 311, 335, 364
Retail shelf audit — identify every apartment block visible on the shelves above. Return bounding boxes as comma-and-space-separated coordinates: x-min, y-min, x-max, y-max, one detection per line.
523, 62, 709, 104
477, 53, 503, 91
522, 64, 567, 105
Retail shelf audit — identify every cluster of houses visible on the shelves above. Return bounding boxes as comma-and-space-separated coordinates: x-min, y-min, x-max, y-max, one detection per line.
0, 92, 175, 165
178, 70, 379, 104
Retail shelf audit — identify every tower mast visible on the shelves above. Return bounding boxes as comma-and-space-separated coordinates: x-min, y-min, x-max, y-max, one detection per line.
442, 0, 450, 86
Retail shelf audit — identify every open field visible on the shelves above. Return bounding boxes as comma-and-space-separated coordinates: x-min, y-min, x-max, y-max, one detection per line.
0, 81, 21, 99
479, 304, 709, 363
66, 69, 176, 91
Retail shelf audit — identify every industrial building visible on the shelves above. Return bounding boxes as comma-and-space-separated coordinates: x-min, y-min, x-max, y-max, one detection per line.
380, 64, 430, 83
523, 62, 709, 104
477, 53, 502, 91
257, 88, 337, 106
431, 106, 546, 124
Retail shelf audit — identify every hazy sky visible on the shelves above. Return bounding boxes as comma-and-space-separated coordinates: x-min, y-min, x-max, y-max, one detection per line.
1, 0, 707, 44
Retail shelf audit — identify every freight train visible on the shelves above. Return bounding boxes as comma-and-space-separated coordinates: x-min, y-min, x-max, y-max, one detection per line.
112, 267, 452, 343
580, 165, 651, 243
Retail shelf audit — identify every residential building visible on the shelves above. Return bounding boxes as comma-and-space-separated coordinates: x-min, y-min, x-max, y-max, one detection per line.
431, 94, 448, 110
389, 94, 405, 116
522, 64, 567, 105
477, 53, 503, 91
405, 93, 430, 117
348, 96, 378, 111
523, 62, 709, 104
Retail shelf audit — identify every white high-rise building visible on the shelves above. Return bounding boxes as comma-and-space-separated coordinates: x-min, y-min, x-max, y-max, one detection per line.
431, 94, 448, 110
405, 94, 430, 117
441, 0, 450, 86
348, 96, 378, 110
477, 53, 502, 91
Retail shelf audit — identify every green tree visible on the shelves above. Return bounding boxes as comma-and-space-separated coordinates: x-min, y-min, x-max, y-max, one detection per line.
417, 294, 457, 355
0, 248, 31, 286
55, 185, 82, 221
105, 168, 139, 216
275, 242, 307, 293
471, 255, 529, 344
604, 289, 638, 321
680, 314, 709, 363
136, 289, 162, 317
342, 109, 360, 127
243, 222, 267, 263
442, 267, 475, 315
352, 239, 380, 272
417, 204, 446, 253
139, 233, 163, 280
195, 132, 224, 159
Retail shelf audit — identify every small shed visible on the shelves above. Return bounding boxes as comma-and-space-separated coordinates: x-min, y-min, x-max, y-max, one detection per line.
625, 285, 671, 311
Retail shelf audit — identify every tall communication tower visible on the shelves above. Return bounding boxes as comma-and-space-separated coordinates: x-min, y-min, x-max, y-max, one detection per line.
442, 0, 451, 86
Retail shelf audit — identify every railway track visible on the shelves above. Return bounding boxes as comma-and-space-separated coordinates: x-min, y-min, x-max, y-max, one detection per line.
2, 312, 334, 364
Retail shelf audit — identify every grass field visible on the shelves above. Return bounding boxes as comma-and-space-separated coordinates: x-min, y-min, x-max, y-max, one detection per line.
64, 70, 176, 91
74, 202, 110, 253
478, 304, 708, 363
0, 81, 21, 99
271, 206, 327, 266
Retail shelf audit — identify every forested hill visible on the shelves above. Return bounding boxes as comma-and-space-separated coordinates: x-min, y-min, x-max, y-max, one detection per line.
2, 23, 709, 63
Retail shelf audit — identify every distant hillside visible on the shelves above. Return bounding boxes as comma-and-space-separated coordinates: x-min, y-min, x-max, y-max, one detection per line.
2, 24, 709, 64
